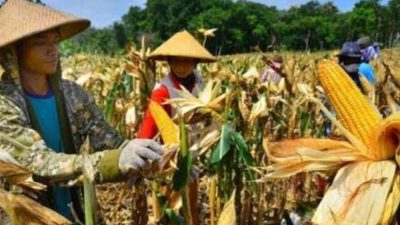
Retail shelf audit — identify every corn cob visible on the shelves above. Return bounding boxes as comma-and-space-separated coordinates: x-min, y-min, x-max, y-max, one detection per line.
149, 100, 179, 144
317, 60, 381, 156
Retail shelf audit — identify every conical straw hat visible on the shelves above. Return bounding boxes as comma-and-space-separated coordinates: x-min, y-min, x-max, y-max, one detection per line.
0, 0, 90, 48
148, 30, 216, 63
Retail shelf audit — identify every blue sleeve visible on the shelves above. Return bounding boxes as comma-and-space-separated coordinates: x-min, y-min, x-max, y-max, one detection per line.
359, 63, 375, 85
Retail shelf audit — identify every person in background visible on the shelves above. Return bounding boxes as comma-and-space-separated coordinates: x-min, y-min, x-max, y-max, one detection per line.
357, 36, 378, 85
137, 30, 216, 225
0, 0, 162, 221
357, 36, 380, 63
137, 30, 216, 139
337, 42, 367, 91
261, 54, 285, 84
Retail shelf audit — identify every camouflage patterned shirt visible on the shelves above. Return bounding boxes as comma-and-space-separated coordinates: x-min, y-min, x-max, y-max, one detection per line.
0, 79, 124, 185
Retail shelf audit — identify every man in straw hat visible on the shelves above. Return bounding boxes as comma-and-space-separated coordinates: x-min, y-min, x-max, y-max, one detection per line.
0, 0, 163, 221
337, 42, 365, 91
137, 30, 216, 138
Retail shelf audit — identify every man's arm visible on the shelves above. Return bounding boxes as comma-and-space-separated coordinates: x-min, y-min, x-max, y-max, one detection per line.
0, 95, 123, 185
65, 81, 124, 151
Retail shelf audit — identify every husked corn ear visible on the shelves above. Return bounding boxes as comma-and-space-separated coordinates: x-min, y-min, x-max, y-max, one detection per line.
317, 60, 381, 151
149, 100, 179, 144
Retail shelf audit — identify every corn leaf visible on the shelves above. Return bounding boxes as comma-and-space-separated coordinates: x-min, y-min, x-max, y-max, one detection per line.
164, 208, 184, 225
299, 108, 311, 137
172, 115, 192, 191
211, 124, 233, 164
231, 132, 258, 195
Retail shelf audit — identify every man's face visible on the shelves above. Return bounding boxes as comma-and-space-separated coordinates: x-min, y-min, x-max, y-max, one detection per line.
169, 57, 196, 78
18, 30, 60, 76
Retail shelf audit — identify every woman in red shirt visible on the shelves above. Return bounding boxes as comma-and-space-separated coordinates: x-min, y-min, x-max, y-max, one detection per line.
137, 30, 216, 225
138, 30, 216, 139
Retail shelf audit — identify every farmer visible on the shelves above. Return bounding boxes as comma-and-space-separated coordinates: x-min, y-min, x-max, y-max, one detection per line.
0, 0, 163, 221
357, 36, 380, 63
261, 54, 285, 84
337, 42, 374, 90
137, 30, 216, 139
137, 30, 215, 225
356, 36, 378, 85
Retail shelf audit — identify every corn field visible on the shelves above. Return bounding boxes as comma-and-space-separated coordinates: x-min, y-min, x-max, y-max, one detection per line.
2, 44, 400, 225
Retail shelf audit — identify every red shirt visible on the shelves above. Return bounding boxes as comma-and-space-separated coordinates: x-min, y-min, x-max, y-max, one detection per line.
137, 73, 195, 139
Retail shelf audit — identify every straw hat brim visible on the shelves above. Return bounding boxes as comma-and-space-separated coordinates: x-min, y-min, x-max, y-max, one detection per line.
336, 53, 362, 58
148, 30, 216, 63
148, 54, 216, 63
0, 0, 90, 49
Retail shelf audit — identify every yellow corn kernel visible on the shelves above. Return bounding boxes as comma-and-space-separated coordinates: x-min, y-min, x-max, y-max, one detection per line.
317, 60, 381, 154
149, 100, 179, 144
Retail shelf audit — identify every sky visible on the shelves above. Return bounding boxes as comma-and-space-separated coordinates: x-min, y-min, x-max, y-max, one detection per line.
1, 0, 390, 28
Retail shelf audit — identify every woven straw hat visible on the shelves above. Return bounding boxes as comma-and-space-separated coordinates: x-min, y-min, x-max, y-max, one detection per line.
0, 0, 90, 49
148, 30, 216, 63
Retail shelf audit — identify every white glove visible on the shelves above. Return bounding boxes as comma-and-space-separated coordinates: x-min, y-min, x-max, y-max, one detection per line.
118, 139, 163, 174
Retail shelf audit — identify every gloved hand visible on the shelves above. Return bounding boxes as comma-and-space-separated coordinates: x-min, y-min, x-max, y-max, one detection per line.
118, 139, 163, 174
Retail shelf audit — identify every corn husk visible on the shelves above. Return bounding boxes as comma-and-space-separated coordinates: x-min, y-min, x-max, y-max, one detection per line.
238, 91, 250, 121
125, 105, 137, 128
0, 151, 45, 191
217, 189, 236, 225
381, 172, 400, 224
312, 161, 396, 225
263, 138, 367, 178
369, 112, 400, 160
248, 95, 268, 125
167, 79, 226, 121
0, 189, 70, 225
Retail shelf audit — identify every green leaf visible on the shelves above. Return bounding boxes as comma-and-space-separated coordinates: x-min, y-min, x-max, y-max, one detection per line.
172, 114, 192, 191
231, 132, 259, 195
104, 83, 118, 122
165, 208, 185, 225
210, 124, 234, 164
172, 153, 193, 191
122, 73, 133, 95
300, 108, 311, 137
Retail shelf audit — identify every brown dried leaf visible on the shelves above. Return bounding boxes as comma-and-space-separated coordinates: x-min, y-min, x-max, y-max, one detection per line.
0, 189, 70, 225
217, 189, 236, 225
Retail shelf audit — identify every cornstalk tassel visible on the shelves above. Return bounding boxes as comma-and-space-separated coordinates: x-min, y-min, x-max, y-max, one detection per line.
264, 60, 400, 225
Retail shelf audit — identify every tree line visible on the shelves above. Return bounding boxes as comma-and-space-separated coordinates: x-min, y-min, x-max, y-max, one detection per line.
59, 0, 400, 55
